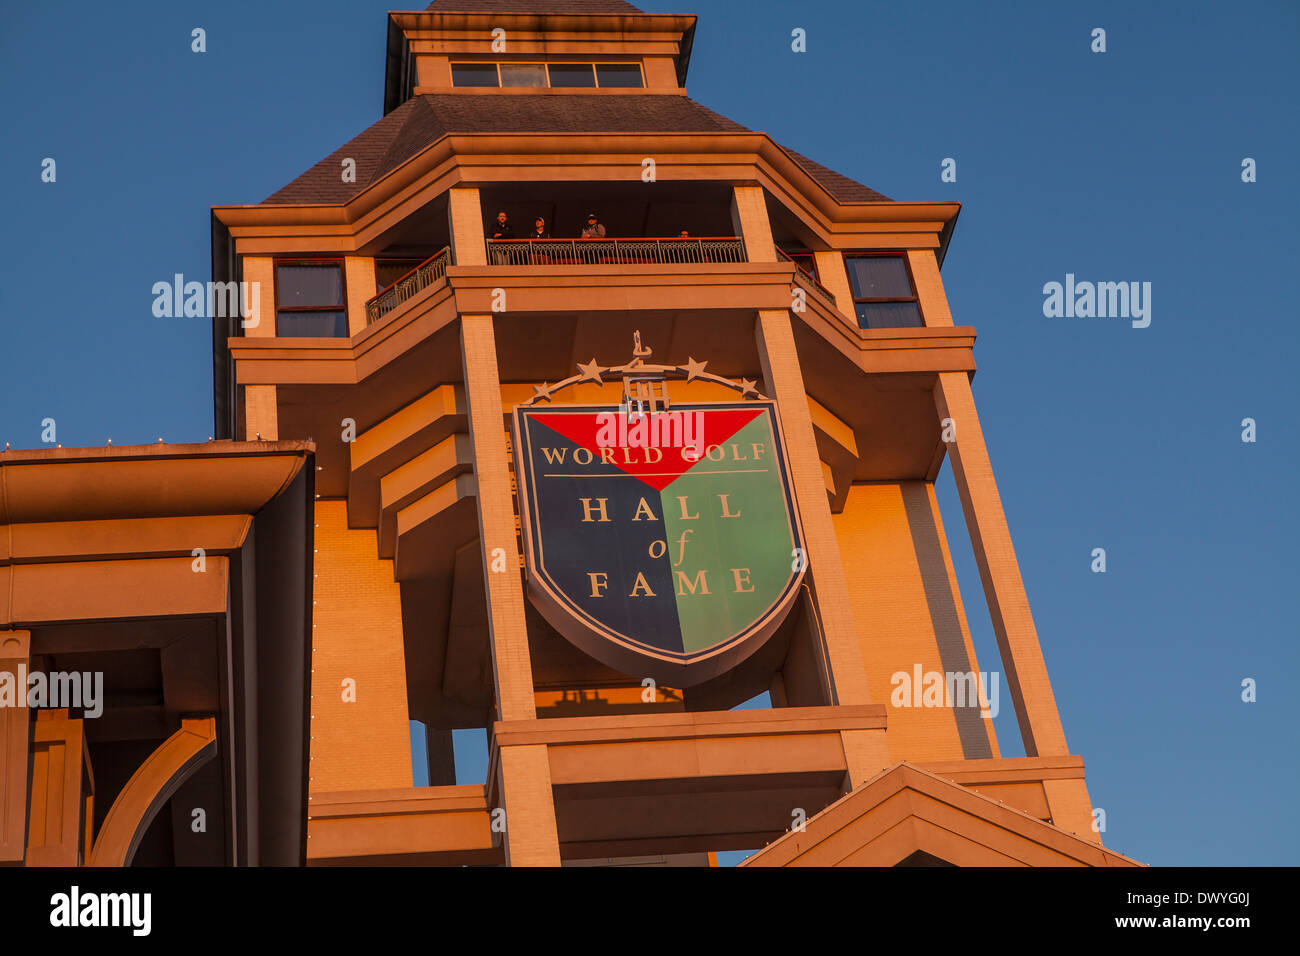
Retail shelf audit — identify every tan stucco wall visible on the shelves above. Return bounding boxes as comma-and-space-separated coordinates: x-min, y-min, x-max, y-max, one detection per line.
309, 500, 413, 794
833, 481, 998, 763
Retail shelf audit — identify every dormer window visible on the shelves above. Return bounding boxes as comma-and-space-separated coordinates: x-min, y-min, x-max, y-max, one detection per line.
449, 63, 498, 87
450, 62, 645, 89
499, 63, 547, 88
594, 64, 643, 88
547, 63, 597, 88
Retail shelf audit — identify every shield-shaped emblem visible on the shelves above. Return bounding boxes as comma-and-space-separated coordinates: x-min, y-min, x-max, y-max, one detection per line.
513, 401, 806, 686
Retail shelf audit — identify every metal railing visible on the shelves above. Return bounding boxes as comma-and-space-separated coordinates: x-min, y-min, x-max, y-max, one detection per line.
486, 237, 747, 267
776, 248, 837, 306
365, 246, 451, 325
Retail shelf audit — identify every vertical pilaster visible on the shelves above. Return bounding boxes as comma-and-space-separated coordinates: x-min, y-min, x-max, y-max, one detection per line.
461, 312, 560, 866
933, 372, 1070, 757
344, 256, 376, 336
242, 257, 276, 338
0, 630, 31, 864
244, 385, 279, 441
756, 310, 872, 711
26, 709, 89, 866
496, 744, 561, 867
449, 187, 487, 267
730, 185, 776, 263
813, 250, 854, 318
906, 249, 954, 327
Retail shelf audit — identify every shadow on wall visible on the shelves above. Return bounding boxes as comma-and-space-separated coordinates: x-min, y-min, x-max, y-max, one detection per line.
900, 482, 996, 760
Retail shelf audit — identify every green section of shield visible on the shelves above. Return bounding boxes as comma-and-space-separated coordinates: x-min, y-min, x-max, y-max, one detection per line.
660, 413, 797, 654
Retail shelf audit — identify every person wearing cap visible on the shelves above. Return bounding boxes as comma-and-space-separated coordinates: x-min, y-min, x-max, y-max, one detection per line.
530, 216, 551, 239
580, 212, 606, 239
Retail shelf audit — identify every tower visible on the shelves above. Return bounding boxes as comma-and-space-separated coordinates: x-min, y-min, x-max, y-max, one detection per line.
0, 0, 1139, 868
210, 0, 1136, 866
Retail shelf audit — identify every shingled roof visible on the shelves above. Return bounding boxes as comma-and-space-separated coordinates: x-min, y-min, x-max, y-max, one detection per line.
424, 0, 644, 12
778, 146, 891, 202
261, 93, 889, 205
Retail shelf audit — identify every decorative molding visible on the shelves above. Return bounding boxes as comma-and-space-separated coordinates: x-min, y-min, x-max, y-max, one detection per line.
521, 329, 766, 408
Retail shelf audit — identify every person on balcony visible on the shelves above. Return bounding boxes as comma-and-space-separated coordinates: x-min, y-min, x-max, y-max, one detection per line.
581, 213, 606, 239
487, 211, 515, 264
489, 211, 514, 240
529, 217, 551, 239
677, 229, 702, 262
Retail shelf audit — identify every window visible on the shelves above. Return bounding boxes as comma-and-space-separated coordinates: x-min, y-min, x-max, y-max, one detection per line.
451, 63, 499, 87
449, 62, 644, 89
275, 261, 347, 337
547, 63, 596, 87
595, 63, 643, 88
499, 63, 547, 87
844, 255, 923, 329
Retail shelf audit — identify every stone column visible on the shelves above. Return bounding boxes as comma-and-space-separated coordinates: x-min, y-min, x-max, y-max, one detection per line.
932, 371, 1070, 758
813, 250, 855, 318
730, 185, 776, 263
449, 187, 487, 267
906, 249, 954, 327
345, 256, 377, 335
461, 313, 561, 865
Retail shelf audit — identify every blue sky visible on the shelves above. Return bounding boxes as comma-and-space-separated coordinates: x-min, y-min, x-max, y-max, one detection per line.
2, 0, 1296, 866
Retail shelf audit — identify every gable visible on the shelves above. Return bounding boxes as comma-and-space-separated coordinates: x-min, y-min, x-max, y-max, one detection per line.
742, 764, 1143, 867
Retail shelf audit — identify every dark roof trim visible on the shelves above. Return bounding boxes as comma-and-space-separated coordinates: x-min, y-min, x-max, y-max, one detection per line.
936, 205, 960, 268
210, 211, 237, 440
677, 17, 696, 86
384, 16, 411, 116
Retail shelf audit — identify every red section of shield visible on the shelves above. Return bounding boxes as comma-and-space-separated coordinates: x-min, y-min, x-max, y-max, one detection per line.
529, 407, 763, 491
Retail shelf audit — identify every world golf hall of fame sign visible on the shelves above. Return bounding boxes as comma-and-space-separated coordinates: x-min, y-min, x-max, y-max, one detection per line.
512, 333, 808, 686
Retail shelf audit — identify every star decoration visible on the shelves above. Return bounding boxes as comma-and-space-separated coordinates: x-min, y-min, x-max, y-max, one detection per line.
531, 382, 554, 403
576, 359, 607, 385
739, 378, 759, 398
681, 357, 708, 383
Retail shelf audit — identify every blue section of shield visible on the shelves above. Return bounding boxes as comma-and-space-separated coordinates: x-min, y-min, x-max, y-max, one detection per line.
523, 418, 682, 654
